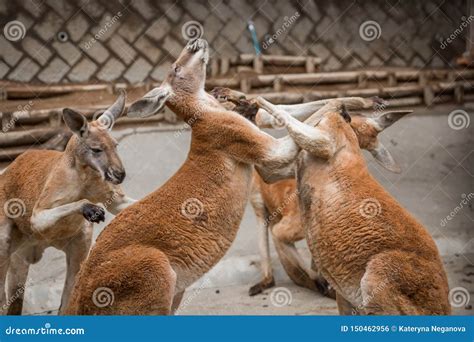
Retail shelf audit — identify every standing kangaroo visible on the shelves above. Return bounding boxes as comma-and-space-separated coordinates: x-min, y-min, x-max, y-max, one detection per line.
248, 111, 409, 297
0, 92, 135, 315
211, 88, 408, 297
258, 97, 451, 315
66, 39, 376, 315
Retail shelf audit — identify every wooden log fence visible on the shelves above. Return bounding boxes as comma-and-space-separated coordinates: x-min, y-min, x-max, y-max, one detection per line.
209, 54, 322, 76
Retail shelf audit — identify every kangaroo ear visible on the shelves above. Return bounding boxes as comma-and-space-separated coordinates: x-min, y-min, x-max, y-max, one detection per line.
63, 108, 89, 138
369, 142, 401, 173
127, 86, 172, 118
371, 110, 413, 132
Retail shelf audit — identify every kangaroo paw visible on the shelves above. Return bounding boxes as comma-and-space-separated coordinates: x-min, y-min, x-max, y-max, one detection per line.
81, 203, 105, 223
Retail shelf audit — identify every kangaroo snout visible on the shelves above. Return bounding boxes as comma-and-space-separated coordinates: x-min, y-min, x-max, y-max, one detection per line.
105, 167, 126, 184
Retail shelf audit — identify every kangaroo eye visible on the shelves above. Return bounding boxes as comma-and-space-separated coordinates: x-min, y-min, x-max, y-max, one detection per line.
90, 147, 103, 153
174, 65, 181, 73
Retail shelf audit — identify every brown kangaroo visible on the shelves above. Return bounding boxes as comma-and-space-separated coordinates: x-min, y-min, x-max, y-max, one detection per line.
248, 112, 409, 298
258, 97, 451, 315
65, 39, 308, 315
211, 88, 409, 297
0, 92, 135, 315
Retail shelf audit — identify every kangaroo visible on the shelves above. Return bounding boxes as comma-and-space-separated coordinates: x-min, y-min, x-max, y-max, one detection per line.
0, 91, 135, 315
257, 97, 451, 315
211, 88, 408, 297
248, 112, 408, 297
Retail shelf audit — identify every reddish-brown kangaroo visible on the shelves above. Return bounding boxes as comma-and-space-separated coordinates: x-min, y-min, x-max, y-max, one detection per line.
258, 97, 451, 315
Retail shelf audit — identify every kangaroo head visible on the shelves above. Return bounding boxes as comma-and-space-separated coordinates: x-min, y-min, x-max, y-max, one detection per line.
62, 91, 127, 184
313, 109, 412, 172
128, 39, 210, 120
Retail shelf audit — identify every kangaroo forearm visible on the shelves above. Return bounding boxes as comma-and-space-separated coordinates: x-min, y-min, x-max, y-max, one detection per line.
256, 97, 375, 128
303, 98, 376, 127
251, 137, 299, 183
255, 162, 295, 183
286, 115, 334, 158
257, 97, 335, 159
31, 200, 87, 232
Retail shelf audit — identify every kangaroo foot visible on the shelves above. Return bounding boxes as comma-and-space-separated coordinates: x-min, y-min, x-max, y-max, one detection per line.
315, 277, 336, 299
248, 276, 275, 296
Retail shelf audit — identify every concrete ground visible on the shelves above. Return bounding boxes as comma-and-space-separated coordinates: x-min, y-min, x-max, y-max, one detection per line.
7, 104, 473, 315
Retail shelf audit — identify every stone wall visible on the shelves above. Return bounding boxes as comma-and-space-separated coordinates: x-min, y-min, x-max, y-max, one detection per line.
0, 0, 469, 84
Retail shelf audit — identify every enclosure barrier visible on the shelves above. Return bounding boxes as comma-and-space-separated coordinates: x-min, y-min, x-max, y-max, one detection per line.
0, 57, 473, 163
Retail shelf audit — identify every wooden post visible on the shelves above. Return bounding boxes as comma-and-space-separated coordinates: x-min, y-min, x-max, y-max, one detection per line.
253, 56, 263, 74
1, 112, 14, 132
210, 58, 219, 78
388, 72, 397, 86
454, 84, 464, 104
240, 77, 251, 93
220, 57, 230, 75
273, 77, 283, 92
358, 72, 368, 88
49, 110, 63, 128
305, 57, 315, 73
423, 86, 435, 106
